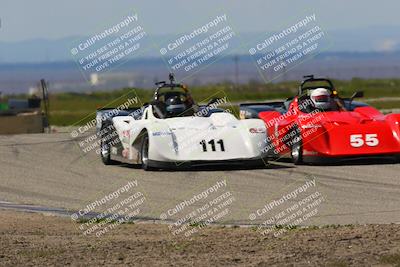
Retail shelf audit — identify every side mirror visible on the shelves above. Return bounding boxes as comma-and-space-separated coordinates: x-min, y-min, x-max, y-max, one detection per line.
351, 91, 364, 100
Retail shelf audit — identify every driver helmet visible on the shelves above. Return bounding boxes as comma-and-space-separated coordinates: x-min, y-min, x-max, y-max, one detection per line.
310, 88, 332, 110
165, 95, 186, 116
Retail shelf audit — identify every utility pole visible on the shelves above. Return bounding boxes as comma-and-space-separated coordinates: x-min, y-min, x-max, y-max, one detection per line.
234, 55, 239, 87
283, 65, 287, 82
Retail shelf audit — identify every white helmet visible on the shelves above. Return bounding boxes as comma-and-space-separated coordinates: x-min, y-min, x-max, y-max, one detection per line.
310, 88, 332, 110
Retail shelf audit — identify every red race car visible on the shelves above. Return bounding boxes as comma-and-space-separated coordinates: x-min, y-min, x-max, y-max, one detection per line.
240, 75, 400, 164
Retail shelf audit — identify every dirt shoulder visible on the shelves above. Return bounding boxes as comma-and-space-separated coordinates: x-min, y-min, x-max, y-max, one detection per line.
0, 210, 399, 267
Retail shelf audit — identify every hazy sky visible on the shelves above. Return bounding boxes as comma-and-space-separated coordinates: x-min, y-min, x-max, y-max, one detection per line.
1, 0, 399, 42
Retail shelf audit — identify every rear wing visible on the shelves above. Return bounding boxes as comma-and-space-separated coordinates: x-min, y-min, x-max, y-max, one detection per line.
96, 107, 142, 131
299, 75, 335, 96
239, 101, 286, 119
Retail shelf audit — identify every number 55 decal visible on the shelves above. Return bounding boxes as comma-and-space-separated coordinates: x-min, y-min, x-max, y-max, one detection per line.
350, 134, 379, 147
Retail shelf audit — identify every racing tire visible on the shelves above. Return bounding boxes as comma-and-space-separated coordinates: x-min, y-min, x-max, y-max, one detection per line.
140, 134, 153, 171
100, 126, 117, 165
100, 139, 114, 165
290, 126, 304, 165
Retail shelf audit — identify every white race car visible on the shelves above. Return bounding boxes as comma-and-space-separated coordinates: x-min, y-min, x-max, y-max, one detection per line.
97, 74, 268, 170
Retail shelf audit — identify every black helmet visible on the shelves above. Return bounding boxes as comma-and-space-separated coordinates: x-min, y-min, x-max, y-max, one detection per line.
165, 95, 186, 116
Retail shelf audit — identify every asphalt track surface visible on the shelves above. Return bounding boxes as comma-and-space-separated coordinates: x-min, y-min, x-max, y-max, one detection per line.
0, 130, 399, 226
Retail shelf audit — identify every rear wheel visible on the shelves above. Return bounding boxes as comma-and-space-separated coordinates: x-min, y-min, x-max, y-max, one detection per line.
291, 126, 304, 165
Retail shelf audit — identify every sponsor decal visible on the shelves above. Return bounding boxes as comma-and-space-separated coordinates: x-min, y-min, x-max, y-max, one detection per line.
153, 131, 173, 137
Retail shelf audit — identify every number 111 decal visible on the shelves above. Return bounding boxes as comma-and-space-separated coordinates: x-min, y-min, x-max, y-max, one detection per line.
200, 139, 225, 152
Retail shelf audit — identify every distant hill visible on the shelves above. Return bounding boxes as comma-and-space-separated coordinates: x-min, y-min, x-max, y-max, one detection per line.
0, 26, 399, 63
1, 50, 400, 94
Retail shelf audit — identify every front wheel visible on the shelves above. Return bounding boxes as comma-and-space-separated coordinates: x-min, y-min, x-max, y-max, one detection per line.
100, 140, 113, 165
141, 134, 152, 171
291, 127, 303, 165
100, 126, 117, 165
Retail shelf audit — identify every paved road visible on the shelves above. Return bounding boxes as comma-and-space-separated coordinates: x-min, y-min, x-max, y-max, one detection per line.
0, 131, 399, 226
